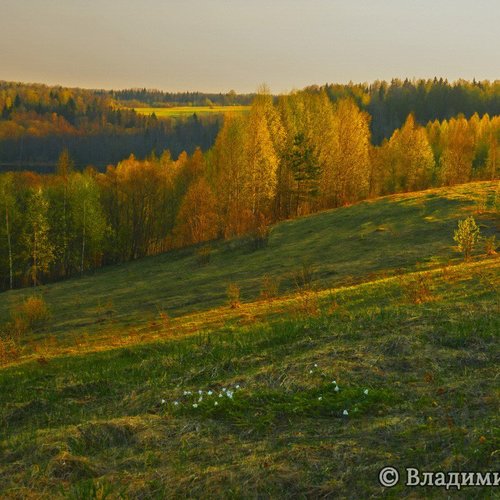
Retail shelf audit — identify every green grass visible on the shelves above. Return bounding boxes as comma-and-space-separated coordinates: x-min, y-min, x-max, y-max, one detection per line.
0, 181, 497, 346
0, 259, 498, 497
133, 105, 250, 119
0, 181, 499, 497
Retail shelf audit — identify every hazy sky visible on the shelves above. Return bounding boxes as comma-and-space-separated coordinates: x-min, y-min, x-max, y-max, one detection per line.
2, 0, 499, 93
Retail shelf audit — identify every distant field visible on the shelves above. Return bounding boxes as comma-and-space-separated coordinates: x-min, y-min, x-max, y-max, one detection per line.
133, 105, 250, 118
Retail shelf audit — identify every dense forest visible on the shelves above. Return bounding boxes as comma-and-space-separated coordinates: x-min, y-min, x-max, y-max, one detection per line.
0, 82, 220, 170
110, 88, 255, 107
1, 79, 499, 172
1, 84, 498, 290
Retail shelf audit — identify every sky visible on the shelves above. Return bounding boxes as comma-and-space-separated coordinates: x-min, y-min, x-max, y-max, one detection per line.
2, 0, 499, 93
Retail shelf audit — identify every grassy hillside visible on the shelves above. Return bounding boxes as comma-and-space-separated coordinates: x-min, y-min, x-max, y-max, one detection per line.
0, 181, 497, 350
133, 106, 250, 118
0, 259, 498, 498
0, 181, 498, 498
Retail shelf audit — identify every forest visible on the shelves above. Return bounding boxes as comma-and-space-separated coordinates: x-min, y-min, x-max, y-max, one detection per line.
0, 81, 220, 170
1, 79, 499, 171
0, 84, 498, 290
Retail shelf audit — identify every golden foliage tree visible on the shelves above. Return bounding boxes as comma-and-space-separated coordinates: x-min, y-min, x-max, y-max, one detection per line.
174, 178, 218, 246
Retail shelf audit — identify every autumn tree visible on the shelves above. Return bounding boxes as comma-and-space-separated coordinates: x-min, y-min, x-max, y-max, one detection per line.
174, 178, 218, 246
385, 114, 435, 192
319, 98, 371, 207
244, 90, 282, 216
440, 116, 474, 185
208, 114, 251, 237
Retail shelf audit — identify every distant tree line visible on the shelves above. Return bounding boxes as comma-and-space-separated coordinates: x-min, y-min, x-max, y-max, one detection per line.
310, 78, 500, 143
1, 86, 498, 290
1, 79, 499, 172
0, 81, 220, 170
110, 88, 255, 107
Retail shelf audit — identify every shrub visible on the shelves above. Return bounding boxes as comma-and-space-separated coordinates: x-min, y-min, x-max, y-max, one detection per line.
0, 337, 19, 364
158, 311, 170, 331
293, 260, 315, 290
10, 295, 50, 333
294, 290, 320, 317
484, 235, 497, 256
260, 275, 280, 301
195, 245, 212, 266
475, 196, 487, 214
227, 283, 241, 309
400, 273, 434, 304
453, 216, 480, 261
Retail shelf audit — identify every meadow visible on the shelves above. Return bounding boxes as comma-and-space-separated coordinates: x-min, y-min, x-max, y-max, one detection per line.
133, 106, 250, 119
0, 181, 498, 498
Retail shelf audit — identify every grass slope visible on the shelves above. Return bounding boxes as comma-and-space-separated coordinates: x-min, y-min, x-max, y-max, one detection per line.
0, 181, 499, 498
0, 181, 497, 348
0, 259, 498, 498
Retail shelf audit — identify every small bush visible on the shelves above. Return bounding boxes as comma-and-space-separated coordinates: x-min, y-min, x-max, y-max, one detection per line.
475, 196, 487, 214
158, 311, 170, 331
294, 290, 320, 317
400, 273, 434, 304
10, 295, 50, 333
293, 260, 315, 290
260, 275, 280, 301
195, 246, 212, 266
453, 216, 480, 261
484, 235, 497, 256
0, 335, 20, 364
227, 283, 241, 309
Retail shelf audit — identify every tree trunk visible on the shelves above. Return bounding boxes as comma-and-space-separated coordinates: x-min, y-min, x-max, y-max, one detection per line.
81, 200, 86, 275
5, 201, 13, 289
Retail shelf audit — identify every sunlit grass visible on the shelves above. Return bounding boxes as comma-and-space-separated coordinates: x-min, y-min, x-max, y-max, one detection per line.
0, 257, 498, 497
0, 181, 498, 497
0, 181, 497, 353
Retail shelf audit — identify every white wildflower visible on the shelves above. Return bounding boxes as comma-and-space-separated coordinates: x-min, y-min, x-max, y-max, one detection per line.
226, 391, 234, 399
192, 403, 198, 408
207, 390, 213, 396
318, 396, 322, 401
314, 363, 318, 368
214, 401, 218, 406
334, 385, 340, 392
198, 390, 203, 395
219, 393, 223, 398
161, 399, 166, 404
343, 409, 348, 416
198, 396, 203, 402
309, 370, 313, 374
235, 385, 240, 389
364, 389, 369, 395
174, 401, 179, 406
222, 387, 227, 392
